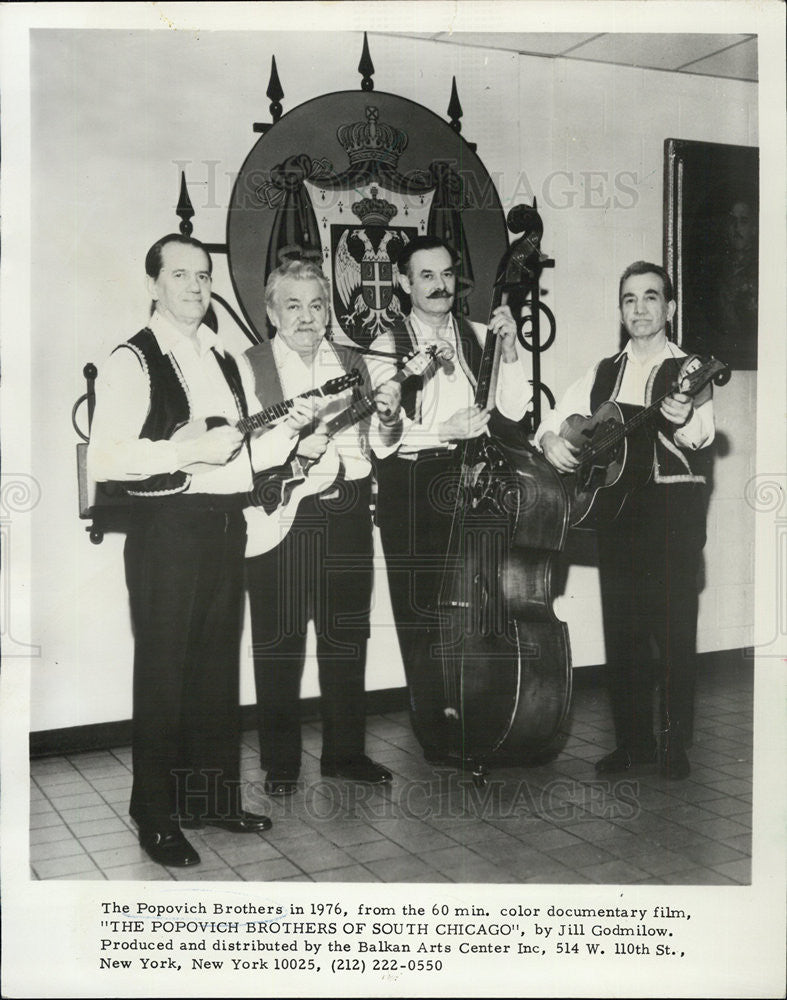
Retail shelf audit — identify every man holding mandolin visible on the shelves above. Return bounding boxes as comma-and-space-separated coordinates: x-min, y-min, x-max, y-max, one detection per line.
536, 260, 716, 780
88, 234, 303, 868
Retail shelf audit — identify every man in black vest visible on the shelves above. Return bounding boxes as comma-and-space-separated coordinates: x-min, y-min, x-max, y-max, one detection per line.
88, 234, 296, 867
243, 259, 401, 797
370, 235, 532, 763
536, 261, 715, 780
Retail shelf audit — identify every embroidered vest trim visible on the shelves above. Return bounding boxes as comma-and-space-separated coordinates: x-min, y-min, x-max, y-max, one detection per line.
590, 353, 705, 485
119, 327, 247, 497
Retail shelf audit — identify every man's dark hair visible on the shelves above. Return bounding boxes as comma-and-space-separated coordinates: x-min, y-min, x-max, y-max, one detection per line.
618, 260, 674, 305
145, 233, 213, 280
395, 235, 458, 279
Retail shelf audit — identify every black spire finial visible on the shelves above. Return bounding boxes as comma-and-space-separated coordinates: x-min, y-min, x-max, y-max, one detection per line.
447, 76, 477, 151
254, 55, 286, 133
359, 32, 375, 92
176, 172, 194, 236
448, 77, 463, 132
267, 55, 284, 123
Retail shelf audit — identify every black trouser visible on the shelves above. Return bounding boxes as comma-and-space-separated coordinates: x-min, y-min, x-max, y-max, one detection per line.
374, 450, 462, 736
124, 503, 247, 832
246, 478, 373, 773
596, 483, 706, 751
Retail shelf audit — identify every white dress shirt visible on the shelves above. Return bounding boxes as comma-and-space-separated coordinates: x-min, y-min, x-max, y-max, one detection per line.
370, 313, 533, 458
242, 335, 371, 482
88, 311, 260, 494
534, 339, 715, 452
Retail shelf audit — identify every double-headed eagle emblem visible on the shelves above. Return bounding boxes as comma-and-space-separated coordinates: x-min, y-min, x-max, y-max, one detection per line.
333, 188, 410, 342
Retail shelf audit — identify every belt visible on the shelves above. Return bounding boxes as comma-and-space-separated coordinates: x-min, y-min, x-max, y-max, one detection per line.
397, 447, 457, 462
132, 492, 250, 512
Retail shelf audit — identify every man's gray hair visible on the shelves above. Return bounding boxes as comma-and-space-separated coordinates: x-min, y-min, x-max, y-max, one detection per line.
265, 259, 330, 311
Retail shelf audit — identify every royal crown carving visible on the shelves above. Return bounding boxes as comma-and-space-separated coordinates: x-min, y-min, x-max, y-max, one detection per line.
337, 106, 408, 168
351, 186, 398, 227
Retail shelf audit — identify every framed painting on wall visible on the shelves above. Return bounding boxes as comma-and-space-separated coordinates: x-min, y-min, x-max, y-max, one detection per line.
664, 139, 759, 370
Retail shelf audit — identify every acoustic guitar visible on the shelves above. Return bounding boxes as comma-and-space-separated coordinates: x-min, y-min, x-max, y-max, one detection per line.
245, 348, 437, 557
562, 355, 730, 528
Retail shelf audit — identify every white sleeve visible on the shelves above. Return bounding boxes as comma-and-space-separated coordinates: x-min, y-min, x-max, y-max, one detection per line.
235, 352, 301, 472
87, 346, 181, 481
674, 397, 715, 450
366, 332, 418, 456
532, 365, 598, 449
248, 423, 299, 472
495, 342, 533, 421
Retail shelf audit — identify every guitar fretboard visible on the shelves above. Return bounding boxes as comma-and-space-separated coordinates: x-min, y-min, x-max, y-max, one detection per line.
579, 359, 725, 469
237, 381, 350, 435
323, 354, 439, 439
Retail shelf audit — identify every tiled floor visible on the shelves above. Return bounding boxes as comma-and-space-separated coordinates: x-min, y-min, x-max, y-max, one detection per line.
30, 657, 753, 884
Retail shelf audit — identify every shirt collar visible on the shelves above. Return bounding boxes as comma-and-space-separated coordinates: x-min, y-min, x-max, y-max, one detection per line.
408, 311, 455, 343
149, 310, 223, 357
617, 338, 681, 366
271, 331, 331, 366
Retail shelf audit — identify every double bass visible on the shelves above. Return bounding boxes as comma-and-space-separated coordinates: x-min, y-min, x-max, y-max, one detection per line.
408, 211, 572, 782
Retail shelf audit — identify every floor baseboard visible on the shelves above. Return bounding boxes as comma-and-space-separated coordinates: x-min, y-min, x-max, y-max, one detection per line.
28, 649, 753, 759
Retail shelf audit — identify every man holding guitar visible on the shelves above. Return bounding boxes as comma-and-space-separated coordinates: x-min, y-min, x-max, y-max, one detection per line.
88, 234, 309, 868
243, 259, 404, 796
536, 261, 716, 780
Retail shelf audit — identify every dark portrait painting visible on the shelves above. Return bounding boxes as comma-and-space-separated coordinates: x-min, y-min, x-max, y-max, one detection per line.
665, 139, 759, 370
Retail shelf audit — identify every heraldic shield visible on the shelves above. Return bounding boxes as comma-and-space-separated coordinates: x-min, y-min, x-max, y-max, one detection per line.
227, 91, 508, 348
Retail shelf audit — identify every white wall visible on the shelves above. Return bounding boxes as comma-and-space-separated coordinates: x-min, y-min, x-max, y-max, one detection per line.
29, 29, 758, 732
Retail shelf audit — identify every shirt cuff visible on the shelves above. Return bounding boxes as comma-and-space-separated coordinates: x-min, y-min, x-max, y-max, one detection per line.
87, 438, 182, 481
369, 412, 405, 457
248, 421, 299, 472
673, 407, 711, 450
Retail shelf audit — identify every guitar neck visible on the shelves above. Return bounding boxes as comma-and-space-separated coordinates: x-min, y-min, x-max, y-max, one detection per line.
237, 384, 329, 435
323, 354, 439, 440
580, 360, 722, 466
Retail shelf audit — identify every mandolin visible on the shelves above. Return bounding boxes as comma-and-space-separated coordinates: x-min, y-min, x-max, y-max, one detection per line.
172, 370, 362, 475
562, 355, 730, 528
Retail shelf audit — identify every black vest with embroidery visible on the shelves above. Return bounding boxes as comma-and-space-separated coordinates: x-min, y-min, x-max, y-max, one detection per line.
118, 326, 247, 497
590, 353, 706, 484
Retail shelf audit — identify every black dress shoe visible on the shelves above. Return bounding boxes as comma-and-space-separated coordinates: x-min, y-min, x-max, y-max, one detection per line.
264, 770, 299, 797
180, 810, 273, 833
320, 755, 393, 784
595, 744, 656, 775
595, 747, 634, 774
139, 829, 201, 868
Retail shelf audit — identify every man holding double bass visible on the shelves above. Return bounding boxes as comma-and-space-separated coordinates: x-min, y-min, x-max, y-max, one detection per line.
370, 235, 533, 764
536, 261, 715, 780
